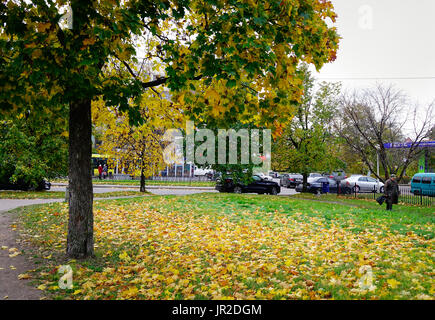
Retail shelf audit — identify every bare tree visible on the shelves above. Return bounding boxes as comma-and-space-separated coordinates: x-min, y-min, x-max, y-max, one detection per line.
335, 84, 434, 182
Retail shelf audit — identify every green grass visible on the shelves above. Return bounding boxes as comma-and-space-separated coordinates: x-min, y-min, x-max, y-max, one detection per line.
0, 190, 149, 199
13, 193, 435, 300
290, 192, 434, 208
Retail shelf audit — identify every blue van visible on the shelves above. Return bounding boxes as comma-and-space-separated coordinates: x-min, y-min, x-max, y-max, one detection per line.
410, 173, 435, 196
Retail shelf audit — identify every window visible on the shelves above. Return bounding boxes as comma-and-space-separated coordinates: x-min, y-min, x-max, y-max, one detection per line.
422, 177, 432, 184
367, 178, 377, 183
412, 177, 421, 183
252, 176, 261, 181
358, 177, 368, 182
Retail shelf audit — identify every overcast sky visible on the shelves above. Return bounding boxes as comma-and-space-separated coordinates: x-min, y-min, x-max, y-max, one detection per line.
313, 0, 435, 107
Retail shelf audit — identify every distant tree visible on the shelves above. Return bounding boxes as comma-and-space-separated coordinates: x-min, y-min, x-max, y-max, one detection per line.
336, 85, 434, 182
429, 125, 435, 140
92, 91, 183, 192
272, 65, 344, 191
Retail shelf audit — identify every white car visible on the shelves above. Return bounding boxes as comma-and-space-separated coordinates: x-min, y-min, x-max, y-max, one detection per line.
342, 175, 384, 193
193, 166, 214, 176
256, 173, 274, 181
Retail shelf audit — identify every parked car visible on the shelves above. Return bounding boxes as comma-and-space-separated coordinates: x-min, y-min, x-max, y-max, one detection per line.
256, 172, 274, 181
216, 175, 281, 195
328, 170, 347, 181
193, 166, 214, 177
268, 171, 280, 178
410, 173, 435, 196
295, 177, 349, 194
280, 173, 303, 188
342, 175, 384, 193
309, 173, 323, 179
0, 179, 51, 191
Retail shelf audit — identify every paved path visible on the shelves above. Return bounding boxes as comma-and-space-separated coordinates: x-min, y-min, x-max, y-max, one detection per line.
50, 183, 298, 196
0, 211, 44, 300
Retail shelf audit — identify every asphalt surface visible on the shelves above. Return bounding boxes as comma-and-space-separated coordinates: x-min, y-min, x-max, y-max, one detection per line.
49, 179, 298, 196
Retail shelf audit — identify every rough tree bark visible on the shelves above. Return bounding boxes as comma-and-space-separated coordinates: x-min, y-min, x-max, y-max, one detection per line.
67, 99, 94, 259
140, 155, 146, 193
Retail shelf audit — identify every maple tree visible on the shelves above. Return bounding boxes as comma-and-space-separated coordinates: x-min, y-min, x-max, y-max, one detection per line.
1, 0, 339, 258
92, 89, 183, 192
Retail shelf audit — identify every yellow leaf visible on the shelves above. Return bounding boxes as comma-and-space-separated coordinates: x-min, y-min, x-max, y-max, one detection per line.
31, 49, 42, 59
73, 289, 82, 295
121, 286, 139, 298
82, 38, 96, 46
37, 284, 46, 291
387, 279, 400, 289
18, 273, 31, 280
37, 22, 51, 33
118, 251, 131, 262
82, 281, 95, 290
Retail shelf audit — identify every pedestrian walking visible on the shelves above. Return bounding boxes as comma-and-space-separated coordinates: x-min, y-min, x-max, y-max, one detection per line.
98, 164, 103, 180
103, 164, 108, 179
384, 174, 400, 211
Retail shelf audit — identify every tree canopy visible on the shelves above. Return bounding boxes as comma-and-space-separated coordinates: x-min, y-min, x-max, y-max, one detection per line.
0, 0, 340, 258
272, 64, 343, 188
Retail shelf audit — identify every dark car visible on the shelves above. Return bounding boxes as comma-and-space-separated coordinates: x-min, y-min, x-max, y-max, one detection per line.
0, 179, 51, 191
280, 173, 303, 188
216, 175, 281, 195
296, 177, 351, 194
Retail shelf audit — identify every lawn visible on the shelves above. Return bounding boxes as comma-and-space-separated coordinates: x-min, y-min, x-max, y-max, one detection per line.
11, 193, 435, 300
0, 190, 149, 199
291, 192, 434, 207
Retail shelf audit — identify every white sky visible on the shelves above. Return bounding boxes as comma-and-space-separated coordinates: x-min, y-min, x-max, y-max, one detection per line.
313, 0, 435, 107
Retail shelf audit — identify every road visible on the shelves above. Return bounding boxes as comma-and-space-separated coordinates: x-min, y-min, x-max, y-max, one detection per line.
50, 181, 298, 196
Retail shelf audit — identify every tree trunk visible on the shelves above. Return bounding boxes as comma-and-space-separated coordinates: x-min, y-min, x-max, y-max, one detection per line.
67, 99, 94, 259
140, 158, 146, 192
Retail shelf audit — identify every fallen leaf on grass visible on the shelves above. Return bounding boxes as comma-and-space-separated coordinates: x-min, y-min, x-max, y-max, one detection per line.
387, 279, 400, 289
18, 273, 31, 280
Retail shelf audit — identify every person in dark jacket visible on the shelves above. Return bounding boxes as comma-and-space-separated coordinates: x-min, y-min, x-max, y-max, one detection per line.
384, 174, 400, 211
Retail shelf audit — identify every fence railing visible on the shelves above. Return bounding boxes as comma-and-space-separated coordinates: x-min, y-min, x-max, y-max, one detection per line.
92, 174, 216, 185
336, 182, 434, 207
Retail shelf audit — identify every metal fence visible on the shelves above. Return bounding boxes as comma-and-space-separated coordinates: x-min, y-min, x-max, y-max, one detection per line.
336, 183, 434, 207
148, 175, 215, 182
92, 174, 216, 184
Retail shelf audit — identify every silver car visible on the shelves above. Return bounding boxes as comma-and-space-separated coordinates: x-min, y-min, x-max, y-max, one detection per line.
342, 175, 384, 193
